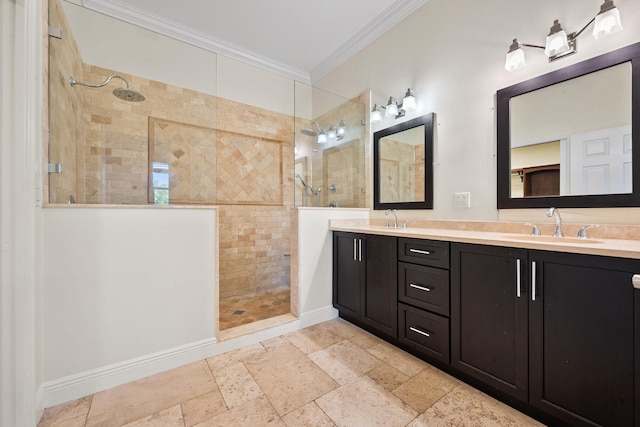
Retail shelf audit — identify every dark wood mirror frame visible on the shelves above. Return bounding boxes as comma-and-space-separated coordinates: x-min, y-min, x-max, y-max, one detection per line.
497, 41, 640, 209
373, 113, 434, 210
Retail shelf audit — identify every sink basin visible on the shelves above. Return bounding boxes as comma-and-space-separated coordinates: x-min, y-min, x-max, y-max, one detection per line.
502, 235, 603, 244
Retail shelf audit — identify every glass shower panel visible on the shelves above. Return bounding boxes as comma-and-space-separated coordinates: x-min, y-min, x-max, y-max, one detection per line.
48, 0, 217, 204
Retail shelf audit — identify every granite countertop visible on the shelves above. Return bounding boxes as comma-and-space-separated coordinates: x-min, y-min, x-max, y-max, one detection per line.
329, 219, 640, 260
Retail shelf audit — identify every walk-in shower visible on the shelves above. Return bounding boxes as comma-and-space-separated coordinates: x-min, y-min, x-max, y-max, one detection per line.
69, 74, 145, 102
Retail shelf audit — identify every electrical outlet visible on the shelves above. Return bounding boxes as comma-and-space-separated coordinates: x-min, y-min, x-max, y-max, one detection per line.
454, 192, 471, 208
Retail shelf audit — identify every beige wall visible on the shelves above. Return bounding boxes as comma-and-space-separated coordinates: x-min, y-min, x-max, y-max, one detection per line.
316, 0, 640, 225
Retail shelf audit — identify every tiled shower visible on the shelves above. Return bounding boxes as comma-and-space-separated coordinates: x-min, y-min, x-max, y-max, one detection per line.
48, 0, 365, 331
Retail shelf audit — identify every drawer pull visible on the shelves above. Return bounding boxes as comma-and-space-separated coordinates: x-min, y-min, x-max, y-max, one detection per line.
409, 283, 431, 292
409, 248, 431, 255
409, 326, 431, 337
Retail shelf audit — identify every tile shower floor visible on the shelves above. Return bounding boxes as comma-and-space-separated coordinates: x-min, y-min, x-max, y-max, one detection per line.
218, 287, 290, 330
38, 319, 545, 427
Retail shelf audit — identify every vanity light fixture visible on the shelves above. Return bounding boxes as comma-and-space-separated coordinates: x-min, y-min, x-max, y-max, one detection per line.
504, 0, 623, 71
371, 88, 418, 122
299, 119, 347, 144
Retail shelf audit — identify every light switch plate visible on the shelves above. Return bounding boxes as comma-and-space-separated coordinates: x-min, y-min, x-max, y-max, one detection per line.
454, 192, 471, 208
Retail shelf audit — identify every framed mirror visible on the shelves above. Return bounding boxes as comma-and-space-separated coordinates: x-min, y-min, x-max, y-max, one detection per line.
497, 41, 640, 208
373, 113, 434, 210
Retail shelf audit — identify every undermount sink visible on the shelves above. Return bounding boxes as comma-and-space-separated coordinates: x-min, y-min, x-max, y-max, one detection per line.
502, 234, 603, 245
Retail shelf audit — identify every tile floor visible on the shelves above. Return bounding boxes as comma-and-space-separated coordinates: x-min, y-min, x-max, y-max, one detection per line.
38, 318, 545, 427
218, 287, 290, 330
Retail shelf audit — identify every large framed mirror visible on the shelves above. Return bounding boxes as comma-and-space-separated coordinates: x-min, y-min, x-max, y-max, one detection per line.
497, 41, 640, 208
373, 113, 434, 210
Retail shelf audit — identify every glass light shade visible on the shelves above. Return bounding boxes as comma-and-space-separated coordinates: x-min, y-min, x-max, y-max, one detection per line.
327, 126, 337, 140
545, 20, 570, 57
593, 7, 622, 39
370, 105, 382, 123
337, 120, 346, 136
385, 97, 399, 117
402, 89, 416, 110
317, 131, 328, 144
505, 47, 526, 71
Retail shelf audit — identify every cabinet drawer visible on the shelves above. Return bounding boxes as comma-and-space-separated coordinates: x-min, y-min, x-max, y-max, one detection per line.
398, 238, 449, 268
398, 303, 449, 364
398, 262, 449, 316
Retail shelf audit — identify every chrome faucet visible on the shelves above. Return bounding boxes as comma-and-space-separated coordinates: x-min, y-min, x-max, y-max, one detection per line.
546, 207, 564, 238
385, 208, 398, 228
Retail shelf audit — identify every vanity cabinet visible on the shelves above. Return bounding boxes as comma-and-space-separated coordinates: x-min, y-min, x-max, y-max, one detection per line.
450, 243, 528, 401
451, 242, 640, 427
332, 232, 397, 339
528, 251, 639, 427
397, 238, 451, 365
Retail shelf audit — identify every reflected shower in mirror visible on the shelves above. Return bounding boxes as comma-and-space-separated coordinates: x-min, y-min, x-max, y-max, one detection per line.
497, 41, 640, 208
374, 113, 434, 210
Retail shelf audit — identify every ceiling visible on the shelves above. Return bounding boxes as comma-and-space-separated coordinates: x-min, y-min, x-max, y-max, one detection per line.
82, 0, 428, 83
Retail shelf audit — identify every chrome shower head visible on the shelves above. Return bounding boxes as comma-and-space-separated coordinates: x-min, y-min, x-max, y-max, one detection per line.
300, 120, 322, 136
69, 74, 145, 102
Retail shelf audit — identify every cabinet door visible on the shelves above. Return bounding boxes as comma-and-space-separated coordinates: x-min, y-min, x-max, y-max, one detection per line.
361, 234, 397, 338
333, 232, 362, 318
529, 251, 639, 427
451, 243, 528, 401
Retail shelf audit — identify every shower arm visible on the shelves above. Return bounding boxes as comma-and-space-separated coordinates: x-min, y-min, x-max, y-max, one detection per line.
69, 74, 131, 89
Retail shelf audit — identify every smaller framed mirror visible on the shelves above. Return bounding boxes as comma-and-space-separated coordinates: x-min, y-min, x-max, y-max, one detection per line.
373, 113, 434, 210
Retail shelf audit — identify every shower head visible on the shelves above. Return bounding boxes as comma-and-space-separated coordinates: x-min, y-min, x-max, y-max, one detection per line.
69, 74, 145, 102
300, 120, 322, 137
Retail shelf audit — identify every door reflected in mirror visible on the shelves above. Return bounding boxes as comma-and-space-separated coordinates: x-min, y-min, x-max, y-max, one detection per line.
379, 125, 425, 203
509, 62, 631, 199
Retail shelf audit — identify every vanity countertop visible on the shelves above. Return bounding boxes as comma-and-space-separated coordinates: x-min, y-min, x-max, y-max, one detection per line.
329, 219, 640, 260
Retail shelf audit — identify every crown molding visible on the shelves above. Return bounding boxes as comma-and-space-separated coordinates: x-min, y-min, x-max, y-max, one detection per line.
310, 0, 428, 83
82, 0, 312, 83
82, 0, 428, 85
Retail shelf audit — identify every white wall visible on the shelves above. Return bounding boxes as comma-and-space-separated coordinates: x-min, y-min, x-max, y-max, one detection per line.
297, 208, 369, 315
1, 0, 44, 424
41, 207, 217, 405
316, 0, 640, 224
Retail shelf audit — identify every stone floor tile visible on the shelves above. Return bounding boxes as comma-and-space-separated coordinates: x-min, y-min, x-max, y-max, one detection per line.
213, 361, 263, 408
284, 323, 349, 354
316, 376, 418, 427
181, 389, 228, 427
281, 401, 335, 427
244, 344, 338, 416
37, 396, 92, 427
121, 405, 184, 427
86, 360, 217, 427
392, 367, 459, 413
366, 341, 428, 377
206, 342, 265, 372
308, 340, 382, 385
193, 395, 284, 427
366, 363, 410, 391
408, 383, 545, 427
260, 335, 290, 352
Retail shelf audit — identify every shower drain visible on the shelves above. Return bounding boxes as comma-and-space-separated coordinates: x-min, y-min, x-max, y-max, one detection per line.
233, 310, 245, 315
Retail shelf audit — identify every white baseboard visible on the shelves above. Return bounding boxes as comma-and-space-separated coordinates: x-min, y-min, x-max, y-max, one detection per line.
42, 306, 338, 408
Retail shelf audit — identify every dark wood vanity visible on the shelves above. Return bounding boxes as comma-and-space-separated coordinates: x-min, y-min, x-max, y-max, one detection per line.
333, 230, 640, 427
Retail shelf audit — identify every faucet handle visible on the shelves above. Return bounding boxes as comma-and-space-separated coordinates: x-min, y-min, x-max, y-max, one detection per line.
524, 222, 541, 236
577, 224, 600, 239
